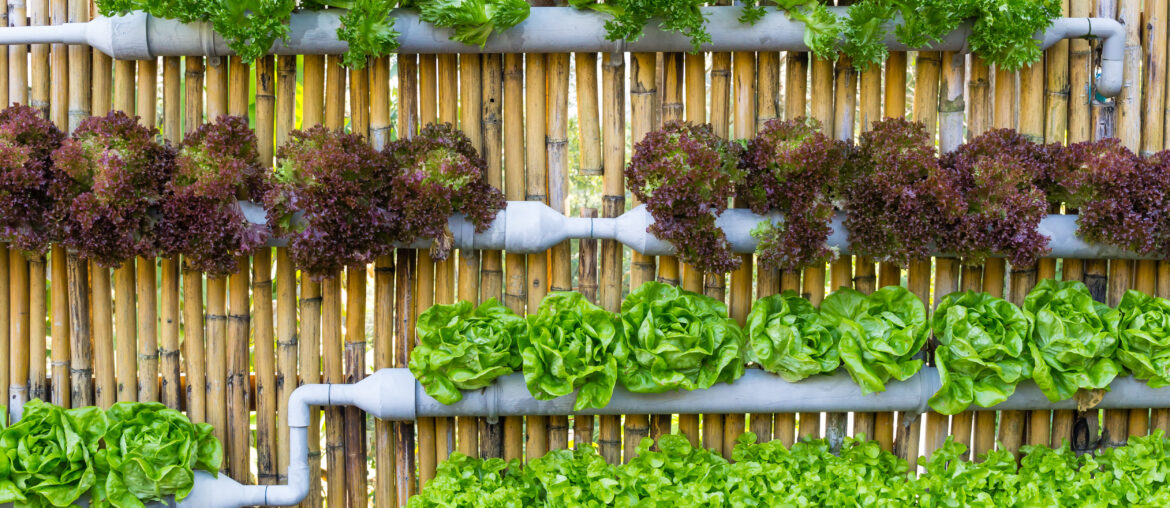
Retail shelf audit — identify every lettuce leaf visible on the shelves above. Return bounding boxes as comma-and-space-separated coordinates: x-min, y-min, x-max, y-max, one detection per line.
405, 453, 533, 508
520, 292, 625, 411
0, 400, 106, 507
618, 281, 746, 393
1116, 289, 1170, 388
615, 434, 729, 505
821, 286, 927, 394
521, 446, 620, 506
1023, 279, 1121, 402
419, 0, 531, 48
745, 290, 839, 382
928, 290, 1032, 415
410, 298, 525, 405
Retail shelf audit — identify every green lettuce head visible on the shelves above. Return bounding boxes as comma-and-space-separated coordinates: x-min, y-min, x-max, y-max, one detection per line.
745, 290, 839, 382
410, 298, 525, 404
820, 286, 928, 394
929, 290, 1032, 415
1023, 279, 1120, 402
521, 291, 625, 411
0, 399, 106, 507
94, 401, 221, 508
1115, 289, 1170, 387
406, 453, 533, 508
619, 281, 746, 393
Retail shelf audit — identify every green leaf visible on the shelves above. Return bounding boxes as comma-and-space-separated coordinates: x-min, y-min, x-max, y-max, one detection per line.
521, 292, 625, 410
410, 298, 526, 405
0, 400, 106, 507
746, 290, 839, 382
418, 0, 531, 48
1116, 289, 1170, 388
928, 290, 1031, 414
821, 286, 927, 394
1022, 279, 1120, 402
618, 281, 746, 394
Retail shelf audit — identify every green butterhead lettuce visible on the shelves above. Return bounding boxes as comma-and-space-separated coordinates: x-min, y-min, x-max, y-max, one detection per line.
820, 286, 928, 394
93, 402, 221, 508
0, 405, 20, 505
405, 453, 532, 508
521, 291, 625, 411
1116, 289, 1170, 387
410, 298, 525, 404
745, 290, 839, 382
521, 446, 620, 506
929, 290, 1032, 415
916, 437, 1020, 506
619, 281, 746, 393
0, 399, 106, 507
615, 434, 729, 506
1023, 279, 1121, 402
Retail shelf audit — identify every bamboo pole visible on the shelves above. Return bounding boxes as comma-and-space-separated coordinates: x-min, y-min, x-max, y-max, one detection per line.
180, 52, 206, 426
158, 56, 181, 410
135, 60, 159, 403
320, 54, 346, 508
576, 52, 602, 176
25, 0, 48, 410
432, 53, 457, 466
8, 0, 25, 107
31, 0, 48, 118
677, 50, 705, 448
205, 274, 229, 468
749, 47, 779, 444
701, 44, 731, 456
777, 48, 807, 448
479, 53, 505, 460
545, 51, 572, 451
111, 58, 137, 408
499, 53, 525, 463
250, 55, 277, 488
9, 251, 29, 417
524, 51, 550, 462
575, 207, 599, 449
299, 54, 325, 508
64, 0, 90, 410
598, 50, 624, 465
370, 53, 395, 504
395, 52, 419, 505
826, 50, 856, 450
457, 52, 485, 456
0, 246, 8, 418
51, 246, 68, 407
415, 50, 439, 484
1143, 0, 1169, 438
225, 56, 251, 486
853, 55, 882, 441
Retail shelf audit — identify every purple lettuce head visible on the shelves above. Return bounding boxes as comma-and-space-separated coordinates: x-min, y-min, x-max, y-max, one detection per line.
51, 110, 174, 267
158, 116, 274, 277
740, 117, 846, 271
626, 121, 744, 273
385, 122, 505, 261
0, 104, 66, 254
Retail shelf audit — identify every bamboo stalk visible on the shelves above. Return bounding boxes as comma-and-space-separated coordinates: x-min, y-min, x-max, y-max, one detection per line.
343, 265, 367, 507
1067, 0, 1091, 143
114, 261, 137, 403
545, 51, 571, 451
205, 276, 229, 471
458, 52, 486, 457
625, 51, 656, 457
8, 0, 26, 106
322, 273, 345, 508
826, 51, 856, 450
394, 51, 419, 506
9, 252, 29, 417
575, 207, 600, 449
226, 257, 251, 484
50, 245, 68, 407
251, 55, 278, 489
159, 258, 180, 409
598, 50, 624, 465
576, 52, 602, 176
135, 256, 157, 404
678, 50, 705, 447
26, 252, 44, 406
853, 55, 882, 441
432, 53, 457, 466
2, 248, 14, 415
479, 50, 504, 461
524, 51, 550, 462
181, 262, 205, 422
500, 52, 526, 463
1116, 0, 1141, 149
373, 255, 395, 505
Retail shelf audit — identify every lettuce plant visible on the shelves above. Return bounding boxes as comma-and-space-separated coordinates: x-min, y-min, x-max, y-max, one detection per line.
270, 125, 393, 277
571, 0, 711, 52
0, 104, 66, 254
158, 116, 274, 278
842, 118, 943, 266
311, 0, 402, 68
418, 0, 531, 48
386, 122, 505, 261
929, 290, 1031, 415
52, 111, 175, 267
1023, 279, 1121, 402
1115, 290, 1170, 388
1051, 139, 1170, 256
745, 290, 838, 382
619, 281, 746, 393
94, 402, 221, 508
933, 129, 1053, 267
740, 117, 846, 272
0, 400, 106, 507
405, 453, 531, 508
916, 437, 1020, 506
615, 435, 729, 505
520, 291, 625, 411
820, 285, 928, 394
409, 298, 525, 404
521, 446, 620, 506
626, 121, 744, 273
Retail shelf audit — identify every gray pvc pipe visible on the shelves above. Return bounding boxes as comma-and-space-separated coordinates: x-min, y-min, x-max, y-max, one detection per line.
335, 368, 1170, 422
0, 8, 1124, 96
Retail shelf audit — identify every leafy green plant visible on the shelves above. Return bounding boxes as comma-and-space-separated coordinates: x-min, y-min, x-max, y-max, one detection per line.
1115, 290, 1170, 388
405, 453, 532, 508
619, 281, 746, 393
521, 446, 620, 506
93, 402, 222, 508
409, 298, 525, 404
820, 286, 928, 394
520, 292, 625, 411
0, 400, 106, 507
929, 290, 1032, 415
314, 0, 402, 68
745, 290, 839, 382
915, 437, 1020, 506
1023, 279, 1121, 402
571, 0, 711, 53
419, 0, 531, 48
616, 434, 729, 505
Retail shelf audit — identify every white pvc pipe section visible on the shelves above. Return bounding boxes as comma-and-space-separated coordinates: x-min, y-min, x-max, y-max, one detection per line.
0, 8, 1124, 96
272, 201, 1155, 260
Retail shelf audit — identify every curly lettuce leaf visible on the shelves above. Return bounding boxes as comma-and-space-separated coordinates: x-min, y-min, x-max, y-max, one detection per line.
409, 298, 525, 405
521, 292, 625, 411
1023, 279, 1121, 402
314, 0, 402, 68
419, 0, 531, 48
571, 0, 710, 53
1116, 290, 1170, 388
93, 402, 222, 507
929, 290, 1032, 414
821, 286, 927, 394
745, 290, 839, 382
0, 400, 106, 507
615, 434, 729, 505
405, 453, 533, 508
619, 281, 746, 393
521, 447, 620, 506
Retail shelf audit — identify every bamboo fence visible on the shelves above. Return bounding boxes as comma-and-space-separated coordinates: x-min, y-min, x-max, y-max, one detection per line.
2, 0, 1168, 505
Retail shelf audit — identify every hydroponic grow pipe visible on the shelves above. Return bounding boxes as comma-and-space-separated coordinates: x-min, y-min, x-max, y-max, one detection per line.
0, 7, 1124, 96
314, 201, 1157, 260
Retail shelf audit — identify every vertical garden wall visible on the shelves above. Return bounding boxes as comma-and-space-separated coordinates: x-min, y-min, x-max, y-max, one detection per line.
0, 0, 1168, 506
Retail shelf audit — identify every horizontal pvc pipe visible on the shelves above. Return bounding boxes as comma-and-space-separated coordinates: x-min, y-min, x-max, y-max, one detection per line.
273, 201, 1154, 260
341, 368, 1170, 422
0, 8, 1124, 96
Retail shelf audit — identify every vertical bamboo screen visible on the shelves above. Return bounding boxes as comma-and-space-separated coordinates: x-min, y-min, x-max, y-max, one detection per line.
5, 1, 1170, 505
